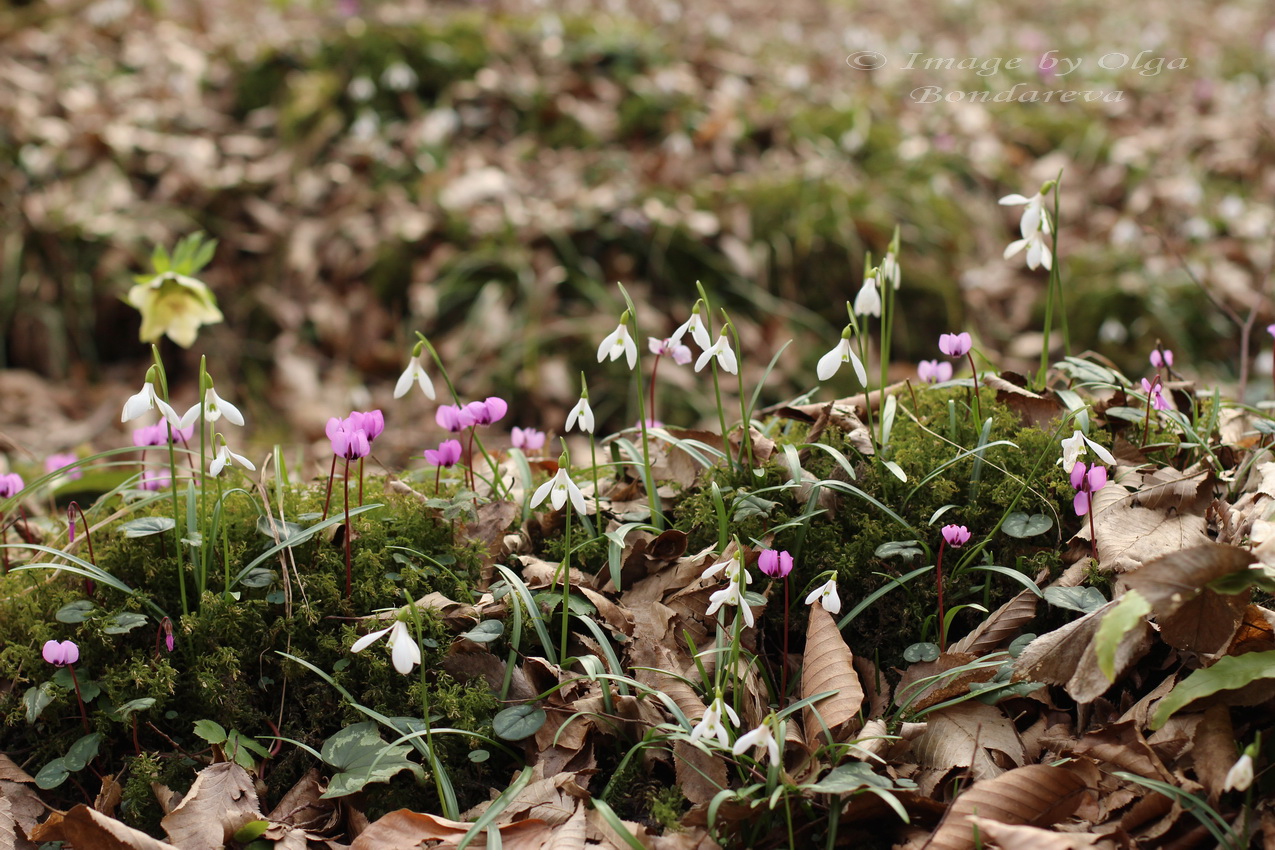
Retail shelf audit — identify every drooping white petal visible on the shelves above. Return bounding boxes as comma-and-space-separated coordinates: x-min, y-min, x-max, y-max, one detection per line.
530, 478, 554, 508
1083, 435, 1116, 467
817, 344, 843, 381
1004, 238, 1028, 260
350, 626, 393, 653
567, 478, 588, 515
388, 621, 421, 675
209, 451, 227, 477
209, 389, 245, 426
998, 193, 1031, 205
853, 279, 882, 317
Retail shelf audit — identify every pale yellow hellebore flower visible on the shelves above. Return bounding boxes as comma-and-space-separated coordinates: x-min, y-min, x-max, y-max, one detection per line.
126, 271, 224, 348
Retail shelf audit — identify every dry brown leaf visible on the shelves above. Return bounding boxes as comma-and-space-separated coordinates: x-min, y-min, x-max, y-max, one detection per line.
0, 780, 40, 849
1134, 465, 1211, 511
911, 702, 1024, 780
33, 804, 180, 850
267, 768, 338, 833
95, 774, 124, 817
1050, 721, 1172, 782
924, 761, 1099, 850
895, 652, 995, 714
949, 590, 1038, 656
1191, 706, 1237, 803
1121, 544, 1254, 653
0, 758, 32, 785
160, 762, 262, 850
965, 817, 1101, 849
674, 739, 728, 806
1076, 482, 1211, 573
802, 604, 864, 747
350, 809, 553, 850
1012, 601, 1152, 703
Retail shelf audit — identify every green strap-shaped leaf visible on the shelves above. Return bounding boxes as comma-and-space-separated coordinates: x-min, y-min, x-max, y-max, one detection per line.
1151, 650, 1275, 730
1095, 590, 1151, 682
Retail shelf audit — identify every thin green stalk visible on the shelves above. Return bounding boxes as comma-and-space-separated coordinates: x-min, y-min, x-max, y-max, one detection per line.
151, 348, 188, 615
196, 359, 208, 598
618, 285, 660, 529
405, 595, 454, 819
725, 317, 754, 472
560, 496, 572, 663
697, 284, 735, 473
589, 433, 600, 530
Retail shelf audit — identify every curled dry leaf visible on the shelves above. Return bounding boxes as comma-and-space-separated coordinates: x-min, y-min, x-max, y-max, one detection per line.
30, 804, 180, 850
801, 605, 864, 748
160, 762, 262, 850
924, 761, 1099, 850
910, 702, 1025, 780
1012, 600, 1152, 703
964, 817, 1102, 849
349, 809, 554, 850
1121, 544, 1255, 654
949, 590, 1038, 656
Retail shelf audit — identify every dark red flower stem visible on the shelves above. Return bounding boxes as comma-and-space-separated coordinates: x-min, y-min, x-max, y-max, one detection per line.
648, 353, 663, 426
343, 456, 353, 599
68, 664, 91, 734
780, 577, 790, 702
935, 539, 948, 652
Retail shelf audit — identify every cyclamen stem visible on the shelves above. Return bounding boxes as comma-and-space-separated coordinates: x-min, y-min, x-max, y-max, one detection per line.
780, 577, 790, 702
935, 540, 947, 652
1088, 497, 1099, 563
648, 352, 662, 425
965, 351, 983, 424
343, 456, 352, 599
68, 502, 97, 597
465, 427, 477, 490
358, 458, 364, 508
68, 664, 91, 734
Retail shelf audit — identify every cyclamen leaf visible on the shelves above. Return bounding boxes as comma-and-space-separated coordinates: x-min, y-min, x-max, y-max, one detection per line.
121, 516, 177, 538
1002, 512, 1052, 538
55, 600, 96, 623
493, 705, 547, 741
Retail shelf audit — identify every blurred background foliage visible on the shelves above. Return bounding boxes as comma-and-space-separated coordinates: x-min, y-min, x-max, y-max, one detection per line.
1, 0, 1273, 461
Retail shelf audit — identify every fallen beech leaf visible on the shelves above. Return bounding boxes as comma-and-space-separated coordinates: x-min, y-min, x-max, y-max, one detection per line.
1076, 483, 1211, 573
350, 809, 552, 850
1192, 705, 1237, 802
160, 762, 262, 850
1013, 601, 1151, 703
802, 605, 864, 747
911, 702, 1024, 780
965, 817, 1101, 849
1121, 544, 1255, 653
950, 590, 1038, 656
0, 758, 32, 785
1050, 720, 1172, 782
36, 804, 180, 850
925, 762, 1098, 850
95, 773, 124, 816
674, 739, 728, 805
0, 779, 40, 848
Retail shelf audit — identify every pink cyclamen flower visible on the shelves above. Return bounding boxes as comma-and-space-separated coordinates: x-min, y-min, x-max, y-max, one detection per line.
1071, 462, 1108, 516
941, 525, 971, 547
42, 640, 79, 667
424, 439, 463, 467
917, 360, 953, 383
0, 473, 25, 498
436, 404, 476, 433
348, 410, 385, 443
132, 425, 163, 447
45, 454, 82, 480
327, 418, 370, 460
757, 549, 793, 578
511, 427, 546, 451
938, 332, 973, 358
1149, 349, 1174, 369
648, 337, 693, 365
465, 397, 508, 426
1140, 378, 1171, 411
1268, 324, 1275, 338
139, 470, 171, 491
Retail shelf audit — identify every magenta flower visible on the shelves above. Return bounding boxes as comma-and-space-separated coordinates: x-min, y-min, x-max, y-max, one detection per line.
941, 525, 971, 547
132, 425, 163, 447
1149, 349, 1174, 369
1268, 324, 1275, 338
327, 418, 370, 460
938, 332, 973, 358
348, 410, 385, 443
465, 397, 508, 426
42, 639, 79, 667
436, 404, 475, 433
139, 470, 171, 491
45, 453, 82, 480
511, 427, 546, 451
917, 360, 954, 383
757, 549, 793, 578
1140, 378, 1171, 411
648, 336, 692, 365
1071, 462, 1108, 516
0, 473, 24, 499
424, 439, 463, 467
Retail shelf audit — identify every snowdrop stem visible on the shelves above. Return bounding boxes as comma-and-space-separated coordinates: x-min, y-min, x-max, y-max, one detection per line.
469, 431, 509, 499
343, 456, 352, 599
726, 318, 754, 472
588, 434, 600, 531
935, 539, 947, 652
152, 348, 188, 616
965, 351, 983, 424
415, 333, 462, 406
197, 359, 209, 596
878, 283, 894, 443
560, 496, 573, 664
404, 594, 455, 819
219, 476, 231, 596
710, 365, 734, 472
